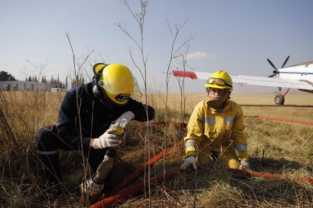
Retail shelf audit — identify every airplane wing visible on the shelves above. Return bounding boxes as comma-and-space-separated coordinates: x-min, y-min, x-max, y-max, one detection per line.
172, 70, 313, 90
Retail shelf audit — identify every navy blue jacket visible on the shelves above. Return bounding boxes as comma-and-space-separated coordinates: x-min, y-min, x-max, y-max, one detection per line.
56, 82, 155, 150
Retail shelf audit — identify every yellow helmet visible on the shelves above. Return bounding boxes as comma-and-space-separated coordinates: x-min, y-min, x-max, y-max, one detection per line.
204, 70, 233, 90
99, 64, 134, 105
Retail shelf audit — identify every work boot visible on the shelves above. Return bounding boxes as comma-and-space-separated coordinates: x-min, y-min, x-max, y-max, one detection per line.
80, 178, 105, 204
80, 154, 114, 204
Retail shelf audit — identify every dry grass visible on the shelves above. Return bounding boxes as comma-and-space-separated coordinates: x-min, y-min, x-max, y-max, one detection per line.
1, 90, 313, 207
147, 91, 313, 120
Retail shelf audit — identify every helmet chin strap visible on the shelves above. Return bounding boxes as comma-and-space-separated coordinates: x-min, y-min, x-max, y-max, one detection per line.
92, 84, 120, 109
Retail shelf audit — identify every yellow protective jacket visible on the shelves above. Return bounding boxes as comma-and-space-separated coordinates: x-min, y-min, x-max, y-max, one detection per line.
184, 98, 248, 161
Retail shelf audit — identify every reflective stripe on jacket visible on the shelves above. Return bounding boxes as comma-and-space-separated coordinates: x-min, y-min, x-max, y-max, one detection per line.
184, 98, 247, 160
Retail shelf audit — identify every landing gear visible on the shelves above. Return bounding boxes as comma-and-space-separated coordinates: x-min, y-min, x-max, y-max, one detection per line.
274, 94, 285, 105
274, 88, 289, 105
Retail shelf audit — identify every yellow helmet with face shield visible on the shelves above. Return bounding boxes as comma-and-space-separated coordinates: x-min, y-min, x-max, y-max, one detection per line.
204, 70, 233, 90
98, 64, 134, 105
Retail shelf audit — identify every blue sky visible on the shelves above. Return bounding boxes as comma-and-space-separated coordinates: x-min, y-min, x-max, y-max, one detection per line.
1, 0, 313, 92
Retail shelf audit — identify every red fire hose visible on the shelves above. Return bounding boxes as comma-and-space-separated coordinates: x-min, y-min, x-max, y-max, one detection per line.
112, 147, 176, 193
90, 141, 313, 208
89, 144, 179, 208
90, 170, 178, 208
245, 169, 313, 185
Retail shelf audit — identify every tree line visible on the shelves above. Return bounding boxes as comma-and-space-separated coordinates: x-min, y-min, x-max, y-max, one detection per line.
0, 71, 66, 88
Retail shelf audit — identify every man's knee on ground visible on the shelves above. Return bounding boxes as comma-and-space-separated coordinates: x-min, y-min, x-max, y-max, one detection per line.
35, 127, 58, 153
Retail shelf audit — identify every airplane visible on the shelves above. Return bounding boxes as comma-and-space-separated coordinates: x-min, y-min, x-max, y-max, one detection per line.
172, 56, 313, 105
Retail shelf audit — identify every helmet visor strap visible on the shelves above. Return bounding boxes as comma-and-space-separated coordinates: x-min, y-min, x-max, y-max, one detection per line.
115, 94, 130, 103
208, 78, 232, 88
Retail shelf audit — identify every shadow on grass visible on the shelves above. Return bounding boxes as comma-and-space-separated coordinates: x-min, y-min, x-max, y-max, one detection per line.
156, 158, 313, 207
229, 173, 313, 206
249, 156, 306, 173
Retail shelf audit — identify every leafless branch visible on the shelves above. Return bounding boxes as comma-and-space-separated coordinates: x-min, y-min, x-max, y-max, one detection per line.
164, 21, 189, 118
78, 49, 95, 74
174, 36, 193, 55
65, 33, 88, 195
116, 23, 141, 50
120, 0, 151, 205
65, 33, 77, 76
129, 50, 145, 82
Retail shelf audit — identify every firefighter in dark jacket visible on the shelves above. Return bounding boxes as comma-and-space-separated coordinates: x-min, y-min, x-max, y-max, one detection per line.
36, 63, 155, 196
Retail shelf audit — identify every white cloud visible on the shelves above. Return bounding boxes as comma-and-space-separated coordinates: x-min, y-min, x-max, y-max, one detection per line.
186, 51, 210, 60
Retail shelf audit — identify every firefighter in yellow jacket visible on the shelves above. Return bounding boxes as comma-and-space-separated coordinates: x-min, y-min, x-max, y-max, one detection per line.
181, 70, 249, 171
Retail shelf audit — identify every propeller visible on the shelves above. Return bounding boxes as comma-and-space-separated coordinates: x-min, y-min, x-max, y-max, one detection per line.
267, 56, 290, 78
267, 58, 278, 77
281, 55, 290, 68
